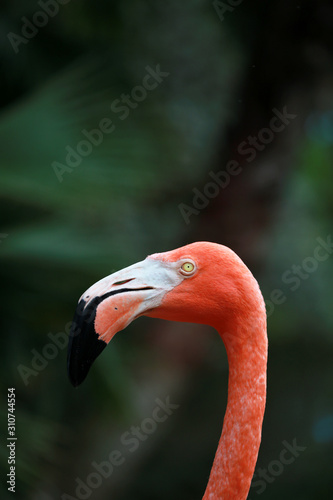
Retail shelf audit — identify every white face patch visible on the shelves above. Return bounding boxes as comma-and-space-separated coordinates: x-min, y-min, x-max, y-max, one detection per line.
80, 257, 186, 312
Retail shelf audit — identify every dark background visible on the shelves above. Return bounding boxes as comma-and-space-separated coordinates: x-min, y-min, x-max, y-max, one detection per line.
1, 1, 333, 499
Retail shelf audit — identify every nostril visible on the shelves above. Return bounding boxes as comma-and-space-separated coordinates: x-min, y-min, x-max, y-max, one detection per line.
112, 278, 134, 286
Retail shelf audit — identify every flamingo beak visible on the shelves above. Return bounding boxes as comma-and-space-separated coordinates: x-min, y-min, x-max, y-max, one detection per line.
67, 257, 182, 387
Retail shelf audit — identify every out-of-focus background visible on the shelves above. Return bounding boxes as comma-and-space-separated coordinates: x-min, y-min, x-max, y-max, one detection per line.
1, 1, 333, 499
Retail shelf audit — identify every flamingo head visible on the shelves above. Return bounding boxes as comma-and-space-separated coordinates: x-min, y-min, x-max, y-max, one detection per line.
67, 241, 254, 387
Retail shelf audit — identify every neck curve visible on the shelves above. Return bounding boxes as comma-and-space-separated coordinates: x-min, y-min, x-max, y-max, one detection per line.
203, 303, 267, 499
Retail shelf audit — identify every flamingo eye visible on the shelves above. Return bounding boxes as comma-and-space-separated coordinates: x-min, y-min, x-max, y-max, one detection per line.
180, 261, 196, 276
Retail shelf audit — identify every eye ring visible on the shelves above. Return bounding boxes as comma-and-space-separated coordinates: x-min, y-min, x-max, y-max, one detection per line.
180, 260, 196, 276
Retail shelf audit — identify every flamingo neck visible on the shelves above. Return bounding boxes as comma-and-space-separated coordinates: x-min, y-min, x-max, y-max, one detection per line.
203, 311, 267, 500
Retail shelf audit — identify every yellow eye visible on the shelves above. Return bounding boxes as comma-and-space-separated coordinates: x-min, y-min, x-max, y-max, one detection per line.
180, 261, 195, 275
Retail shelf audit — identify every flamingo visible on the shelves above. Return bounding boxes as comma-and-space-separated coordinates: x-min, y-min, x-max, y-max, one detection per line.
68, 241, 267, 499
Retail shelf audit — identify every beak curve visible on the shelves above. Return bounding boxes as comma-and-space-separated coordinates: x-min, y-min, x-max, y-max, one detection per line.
67, 257, 181, 387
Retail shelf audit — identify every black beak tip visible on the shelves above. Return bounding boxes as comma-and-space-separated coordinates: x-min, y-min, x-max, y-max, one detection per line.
67, 298, 108, 387
67, 360, 93, 388
68, 372, 80, 388
67, 355, 88, 388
